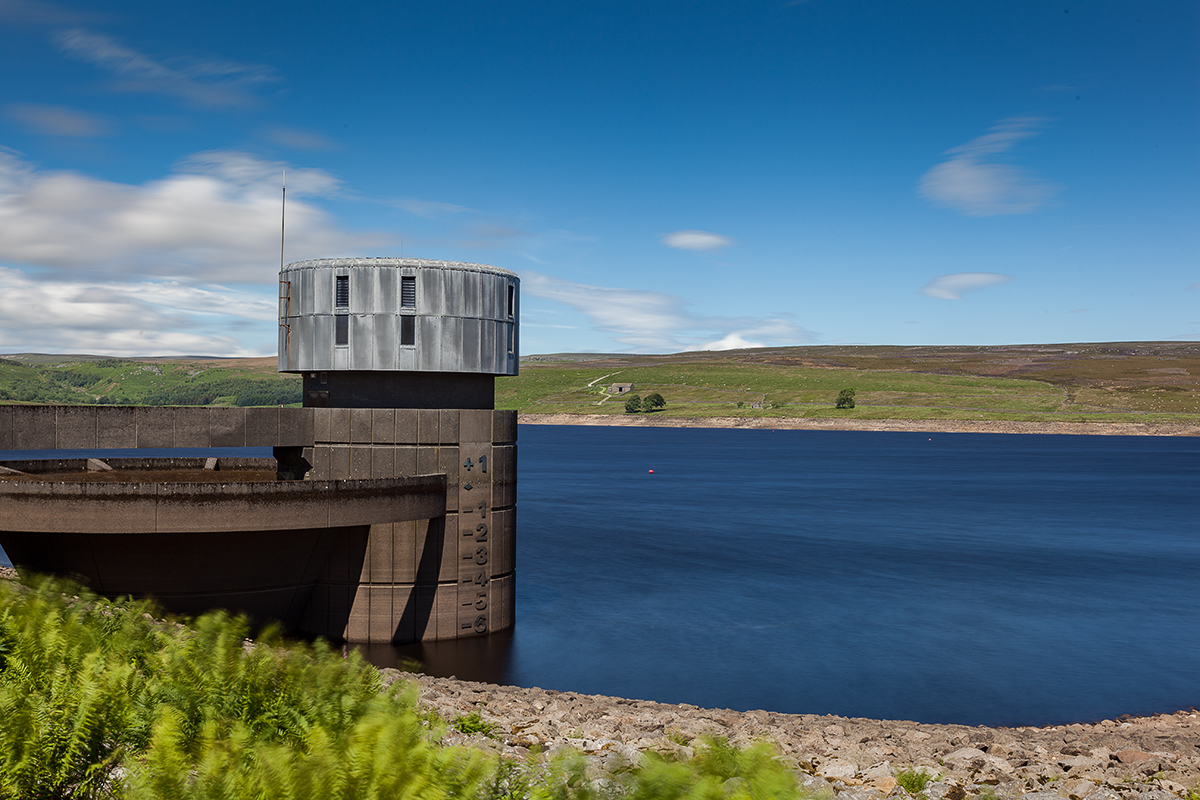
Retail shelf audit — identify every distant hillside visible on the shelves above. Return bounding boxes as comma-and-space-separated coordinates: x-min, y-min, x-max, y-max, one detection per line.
3, 343, 1197, 423
0, 355, 300, 407
500, 342, 1200, 425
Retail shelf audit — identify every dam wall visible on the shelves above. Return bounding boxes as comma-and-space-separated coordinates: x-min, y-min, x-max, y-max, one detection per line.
0, 405, 516, 643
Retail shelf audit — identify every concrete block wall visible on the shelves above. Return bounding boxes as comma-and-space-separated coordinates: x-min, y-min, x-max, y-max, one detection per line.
302, 408, 516, 643
0, 405, 314, 450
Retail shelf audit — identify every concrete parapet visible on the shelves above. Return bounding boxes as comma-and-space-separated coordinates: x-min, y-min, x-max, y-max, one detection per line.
0, 474, 446, 534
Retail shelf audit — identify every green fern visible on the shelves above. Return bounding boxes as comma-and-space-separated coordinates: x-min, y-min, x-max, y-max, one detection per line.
0, 575, 820, 800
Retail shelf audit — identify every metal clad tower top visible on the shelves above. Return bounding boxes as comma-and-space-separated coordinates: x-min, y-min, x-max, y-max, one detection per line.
278, 258, 519, 375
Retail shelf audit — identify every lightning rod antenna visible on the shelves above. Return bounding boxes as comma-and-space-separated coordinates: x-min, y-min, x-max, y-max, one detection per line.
280, 170, 287, 273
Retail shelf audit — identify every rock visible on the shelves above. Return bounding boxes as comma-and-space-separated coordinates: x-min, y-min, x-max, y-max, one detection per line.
1017, 792, 1063, 800
1156, 780, 1187, 795
863, 763, 895, 781
945, 747, 1014, 775
820, 760, 859, 781
1064, 778, 1099, 798
923, 782, 966, 800
799, 773, 836, 796
873, 777, 899, 794
1134, 792, 1176, 800
1059, 757, 1105, 773
1115, 751, 1156, 765
840, 790, 883, 800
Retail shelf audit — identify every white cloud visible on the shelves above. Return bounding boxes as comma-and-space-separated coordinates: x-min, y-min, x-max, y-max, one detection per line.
661, 229, 734, 251
0, 148, 383, 284
695, 333, 767, 351
53, 28, 276, 109
524, 273, 811, 352
5, 103, 111, 136
0, 267, 269, 357
919, 118, 1059, 216
0, 149, 391, 356
920, 272, 1013, 300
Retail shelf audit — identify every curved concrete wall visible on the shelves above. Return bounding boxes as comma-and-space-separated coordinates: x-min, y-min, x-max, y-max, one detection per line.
0, 474, 445, 631
278, 258, 519, 376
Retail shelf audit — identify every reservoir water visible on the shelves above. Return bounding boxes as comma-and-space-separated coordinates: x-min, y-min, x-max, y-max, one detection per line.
383, 426, 1200, 727
3, 428, 1198, 726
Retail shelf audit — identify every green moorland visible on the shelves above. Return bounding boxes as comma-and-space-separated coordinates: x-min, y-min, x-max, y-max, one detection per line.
1, 342, 1197, 425
0, 575, 802, 800
0, 355, 301, 407
499, 342, 1200, 425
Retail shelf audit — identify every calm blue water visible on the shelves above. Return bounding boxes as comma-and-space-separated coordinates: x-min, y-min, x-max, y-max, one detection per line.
390, 426, 1200, 727
4, 432, 1198, 726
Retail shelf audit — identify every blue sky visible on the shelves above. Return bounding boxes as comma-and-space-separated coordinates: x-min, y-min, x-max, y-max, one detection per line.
0, 0, 1196, 357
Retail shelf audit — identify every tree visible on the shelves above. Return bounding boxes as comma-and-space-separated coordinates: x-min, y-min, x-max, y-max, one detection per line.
835, 388, 856, 409
624, 394, 643, 413
643, 392, 666, 411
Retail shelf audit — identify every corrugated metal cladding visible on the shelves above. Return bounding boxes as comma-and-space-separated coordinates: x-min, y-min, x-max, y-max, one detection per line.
278, 258, 519, 375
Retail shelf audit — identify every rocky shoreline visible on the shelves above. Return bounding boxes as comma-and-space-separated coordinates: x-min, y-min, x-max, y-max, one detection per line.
394, 672, 1199, 800
517, 413, 1200, 437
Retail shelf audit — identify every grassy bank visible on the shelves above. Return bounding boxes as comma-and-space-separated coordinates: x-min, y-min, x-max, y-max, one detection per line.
499, 343, 1200, 425
0, 575, 805, 799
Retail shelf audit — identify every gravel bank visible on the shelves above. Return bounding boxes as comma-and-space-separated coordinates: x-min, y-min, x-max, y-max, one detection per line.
517, 414, 1200, 437
394, 672, 1199, 800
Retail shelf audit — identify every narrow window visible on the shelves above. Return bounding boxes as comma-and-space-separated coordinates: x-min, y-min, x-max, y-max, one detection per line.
507, 284, 515, 317
335, 315, 348, 346
506, 322, 514, 354
401, 275, 416, 308
335, 275, 349, 308
400, 315, 415, 346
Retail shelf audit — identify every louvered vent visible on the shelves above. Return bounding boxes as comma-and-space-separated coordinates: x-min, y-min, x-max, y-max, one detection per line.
401, 276, 416, 308
335, 275, 349, 308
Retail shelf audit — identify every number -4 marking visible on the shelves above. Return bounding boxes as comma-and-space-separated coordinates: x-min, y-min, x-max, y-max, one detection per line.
460, 570, 488, 587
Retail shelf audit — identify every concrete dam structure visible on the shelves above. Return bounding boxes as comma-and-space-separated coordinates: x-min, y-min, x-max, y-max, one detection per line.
0, 258, 519, 644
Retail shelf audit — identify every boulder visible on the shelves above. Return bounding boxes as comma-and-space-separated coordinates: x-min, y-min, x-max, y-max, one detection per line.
819, 759, 859, 781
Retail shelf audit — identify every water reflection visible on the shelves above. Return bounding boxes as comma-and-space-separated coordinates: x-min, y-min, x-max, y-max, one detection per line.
351, 628, 515, 684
